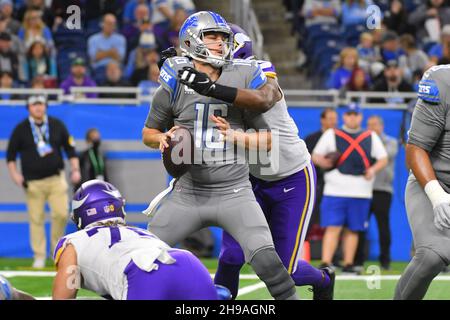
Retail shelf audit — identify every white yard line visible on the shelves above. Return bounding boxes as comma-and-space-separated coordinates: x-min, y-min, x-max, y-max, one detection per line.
6, 270, 450, 282
237, 282, 267, 296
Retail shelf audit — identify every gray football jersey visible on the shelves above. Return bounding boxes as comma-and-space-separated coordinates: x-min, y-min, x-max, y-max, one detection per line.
408, 65, 450, 188
248, 60, 311, 181
145, 57, 269, 191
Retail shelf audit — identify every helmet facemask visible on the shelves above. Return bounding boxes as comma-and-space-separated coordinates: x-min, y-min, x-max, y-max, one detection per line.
182, 29, 233, 68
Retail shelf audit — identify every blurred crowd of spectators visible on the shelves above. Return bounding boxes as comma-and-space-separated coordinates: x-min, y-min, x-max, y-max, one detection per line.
284, 0, 450, 96
0, 0, 195, 98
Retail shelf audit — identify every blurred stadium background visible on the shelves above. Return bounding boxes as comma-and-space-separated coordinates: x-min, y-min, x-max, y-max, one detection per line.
1, 0, 449, 299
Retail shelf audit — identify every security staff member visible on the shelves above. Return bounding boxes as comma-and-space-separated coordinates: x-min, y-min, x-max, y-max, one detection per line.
6, 95, 81, 268
312, 103, 388, 273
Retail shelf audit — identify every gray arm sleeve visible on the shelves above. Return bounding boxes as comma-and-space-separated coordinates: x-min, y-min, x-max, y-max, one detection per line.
407, 99, 447, 152
144, 86, 173, 131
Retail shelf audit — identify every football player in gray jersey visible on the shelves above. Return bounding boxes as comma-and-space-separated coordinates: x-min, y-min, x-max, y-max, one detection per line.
395, 65, 450, 299
142, 11, 298, 300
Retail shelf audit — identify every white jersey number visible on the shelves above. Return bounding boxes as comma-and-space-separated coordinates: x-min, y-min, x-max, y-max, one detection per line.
194, 103, 228, 149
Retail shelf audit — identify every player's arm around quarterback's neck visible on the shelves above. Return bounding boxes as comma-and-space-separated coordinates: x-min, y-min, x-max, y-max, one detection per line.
233, 77, 279, 112
193, 60, 221, 82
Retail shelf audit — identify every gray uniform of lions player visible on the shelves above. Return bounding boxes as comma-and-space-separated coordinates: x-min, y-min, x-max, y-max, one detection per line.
395, 65, 450, 299
144, 55, 297, 300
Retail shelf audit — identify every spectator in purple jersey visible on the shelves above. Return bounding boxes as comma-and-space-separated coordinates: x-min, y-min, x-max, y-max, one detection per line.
60, 57, 97, 98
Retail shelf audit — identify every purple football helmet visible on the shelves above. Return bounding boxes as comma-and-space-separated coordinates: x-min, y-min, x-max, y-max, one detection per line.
228, 23, 254, 60
71, 180, 126, 229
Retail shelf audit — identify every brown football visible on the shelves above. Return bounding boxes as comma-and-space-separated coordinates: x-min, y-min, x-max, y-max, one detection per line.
162, 127, 193, 178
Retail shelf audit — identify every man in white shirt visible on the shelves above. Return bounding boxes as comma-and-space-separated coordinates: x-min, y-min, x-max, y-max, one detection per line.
312, 103, 388, 273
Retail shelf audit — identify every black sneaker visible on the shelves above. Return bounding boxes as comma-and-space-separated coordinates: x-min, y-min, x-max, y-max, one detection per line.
380, 262, 391, 271
312, 266, 335, 300
341, 264, 361, 275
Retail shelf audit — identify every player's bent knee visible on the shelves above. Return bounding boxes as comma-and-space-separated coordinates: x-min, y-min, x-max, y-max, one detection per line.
219, 247, 245, 266
414, 247, 446, 277
249, 247, 296, 300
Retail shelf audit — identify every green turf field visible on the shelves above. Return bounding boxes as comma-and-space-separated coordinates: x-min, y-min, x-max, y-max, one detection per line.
2, 258, 450, 300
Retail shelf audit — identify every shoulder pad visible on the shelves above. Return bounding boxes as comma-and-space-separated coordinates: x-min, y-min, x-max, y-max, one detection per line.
256, 60, 277, 78
417, 79, 440, 104
159, 57, 192, 96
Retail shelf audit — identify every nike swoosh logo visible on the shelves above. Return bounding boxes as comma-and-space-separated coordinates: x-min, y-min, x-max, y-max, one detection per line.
233, 188, 244, 193
72, 194, 89, 210
283, 187, 295, 193
197, 80, 210, 84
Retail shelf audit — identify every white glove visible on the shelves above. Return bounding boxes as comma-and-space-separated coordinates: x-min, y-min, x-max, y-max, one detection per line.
424, 180, 450, 231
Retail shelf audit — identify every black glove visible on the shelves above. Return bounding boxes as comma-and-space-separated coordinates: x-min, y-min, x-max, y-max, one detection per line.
178, 66, 215, 95
157, 47, 178, 70
178, 66, 238, 103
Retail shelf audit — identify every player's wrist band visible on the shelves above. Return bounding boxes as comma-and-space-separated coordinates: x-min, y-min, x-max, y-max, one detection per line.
424, 180, 448, 208
209, 84, 238, 104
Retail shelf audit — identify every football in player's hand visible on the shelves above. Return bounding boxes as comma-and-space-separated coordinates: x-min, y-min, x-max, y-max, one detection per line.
324, 151, 341, 169
162, 127, 193, 178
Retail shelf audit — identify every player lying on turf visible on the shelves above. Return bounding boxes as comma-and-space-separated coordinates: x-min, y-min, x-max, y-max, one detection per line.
52, 179, 228, 300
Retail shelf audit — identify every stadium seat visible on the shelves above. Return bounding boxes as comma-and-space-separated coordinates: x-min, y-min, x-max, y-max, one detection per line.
342, 24, 367, 47
53, 25, 87, 51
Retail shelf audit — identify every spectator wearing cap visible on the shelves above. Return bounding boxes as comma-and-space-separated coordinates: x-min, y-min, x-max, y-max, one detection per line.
0, 0, 21, 34
312, 104, 388, 273
125, 30, 159, 81
380, 30, 403, 63
370, 59, 413, 103
18, 9, 55, 54
0, 32, 19, 80
6, 95, 81, 269
60, 57, 98, 98
408, 0, 450, 42
99, 61, 133, 98
428, 25, 450, 63
23, 38, 57, 84
88, 14, 126, 84
398, 34, 429, 83
382, 0, 412, 36
326, 47, 366, 90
